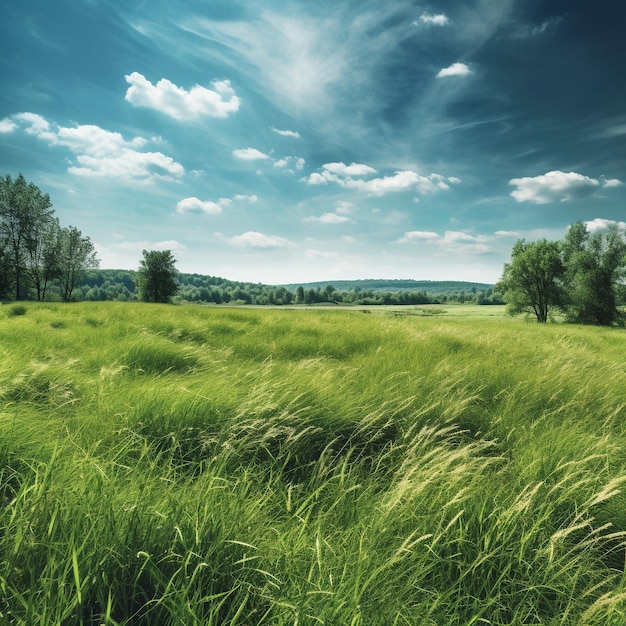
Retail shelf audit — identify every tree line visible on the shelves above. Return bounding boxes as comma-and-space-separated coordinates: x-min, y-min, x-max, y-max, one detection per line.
0, 174, 99, 301
496, 221, 626, 325
73, 267, 503, 306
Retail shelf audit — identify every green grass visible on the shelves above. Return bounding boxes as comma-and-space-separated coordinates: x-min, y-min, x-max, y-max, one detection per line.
1, 301, 626, 624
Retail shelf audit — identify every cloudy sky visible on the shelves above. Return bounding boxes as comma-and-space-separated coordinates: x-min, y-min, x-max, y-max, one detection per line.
1, 0, 624, 284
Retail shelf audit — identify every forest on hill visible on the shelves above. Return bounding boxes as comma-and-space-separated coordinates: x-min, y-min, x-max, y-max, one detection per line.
75, 269, 503, 306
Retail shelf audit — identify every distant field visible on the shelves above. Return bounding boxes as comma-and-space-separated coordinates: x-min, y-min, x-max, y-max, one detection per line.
1, 301, 626, 625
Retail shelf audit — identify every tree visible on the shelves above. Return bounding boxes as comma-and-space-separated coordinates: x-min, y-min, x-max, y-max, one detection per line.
0, 173, 54, 299
495, 238, 565, 323
561, 221, 626, 325
57, 226, 99, 302
136, 249, 179, 303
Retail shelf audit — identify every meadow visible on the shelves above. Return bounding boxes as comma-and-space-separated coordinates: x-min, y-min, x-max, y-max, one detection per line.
1, 301, 626, 625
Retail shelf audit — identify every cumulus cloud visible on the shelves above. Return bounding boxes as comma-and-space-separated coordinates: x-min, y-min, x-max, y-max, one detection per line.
176, 197, 228, 215
270, 127, 301, 138
509, 170, 622, 203
304, 164, 460, 196
397, 231, 439, 243
124, 72, 240, 121
418, 13, 450, 26
176, 193, 257, 215
323, 162, 377, 177
584, 218, 626, 233
4, 112, 184, 183
303, 212, 351, 224
436, 63, 472, 78
233, 147, 272, 161
274, 156, 306, 171
227, 231, 294, 249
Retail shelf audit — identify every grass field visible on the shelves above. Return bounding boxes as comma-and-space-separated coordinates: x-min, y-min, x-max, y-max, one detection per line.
1, 301, 626, 625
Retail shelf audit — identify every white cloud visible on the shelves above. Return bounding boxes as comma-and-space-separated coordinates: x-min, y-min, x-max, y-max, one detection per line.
436, 63, 473, 78
6, 112, 184, 183
584, 218, 626, 233
494, 230, 522, 237
176, 197, 227, 215
227, 231, 294, 249
270, 127, 301, 138
397, 231, 439, 243
0, 118, 17, 133
233, 147, 271, 161
69, 150, 184, 181
303, 165, 460, 196
303, 212, 351, 224
335, 201, 355, 214
274, 156, 306, 171
397, 229, 491, 254
124, 72, 240, 121
418, 13, 450, 26
323, 161, 377, 177
177, 193, 257, 215
233, 194, 258, 202
509, 170, 622, 204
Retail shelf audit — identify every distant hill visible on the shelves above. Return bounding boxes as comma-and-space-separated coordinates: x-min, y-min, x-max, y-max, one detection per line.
279, 279, 494, 294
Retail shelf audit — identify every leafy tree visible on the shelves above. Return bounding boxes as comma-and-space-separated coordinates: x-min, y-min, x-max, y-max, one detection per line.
0, 173, 54, 299
561, 221, 626, 325
137, 249, 179, 303
496, 238, 565, 322
57, 226, 99, 302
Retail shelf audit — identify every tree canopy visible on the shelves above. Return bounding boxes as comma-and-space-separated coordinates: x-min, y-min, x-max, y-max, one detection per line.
497, 222, 626, 325
0, 173, 99, 301
136, 249, 179, 303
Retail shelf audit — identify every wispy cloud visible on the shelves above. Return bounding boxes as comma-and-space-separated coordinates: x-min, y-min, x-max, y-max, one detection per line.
303, 212, 352, 224
397, 230, 491, 254
509, 170, 622, 204
124, 72, 240, 121
3, 112, 184, 182
270, 127, 301, 138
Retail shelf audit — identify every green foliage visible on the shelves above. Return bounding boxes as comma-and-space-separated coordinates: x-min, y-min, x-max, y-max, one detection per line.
2, 302, 626, 623
496, 238, 565, 322
136, 249, 179, 303
562, 221, 626, 325
0, 174, 99, 302
498, 223, 626, 325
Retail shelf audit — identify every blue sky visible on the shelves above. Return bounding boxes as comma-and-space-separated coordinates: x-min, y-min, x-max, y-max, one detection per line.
1, 0, 624, 284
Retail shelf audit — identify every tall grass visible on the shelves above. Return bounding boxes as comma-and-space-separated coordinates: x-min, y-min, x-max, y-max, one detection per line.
1, 302, 626, 624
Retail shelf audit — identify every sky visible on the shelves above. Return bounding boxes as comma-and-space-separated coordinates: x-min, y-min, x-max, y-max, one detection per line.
1, 0, 625, 285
